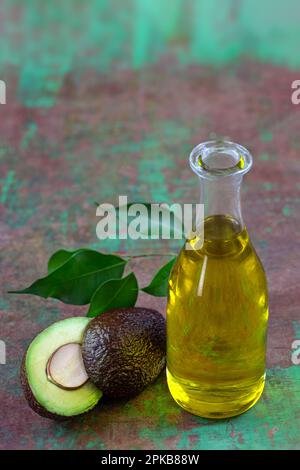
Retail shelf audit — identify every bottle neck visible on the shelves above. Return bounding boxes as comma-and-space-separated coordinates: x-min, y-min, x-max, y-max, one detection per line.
189, 140, 253, 239
199, 174, 244, 229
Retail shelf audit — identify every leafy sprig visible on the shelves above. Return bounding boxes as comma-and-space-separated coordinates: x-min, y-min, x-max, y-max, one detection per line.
9, 202, 181, 316
9, 249, 177, 316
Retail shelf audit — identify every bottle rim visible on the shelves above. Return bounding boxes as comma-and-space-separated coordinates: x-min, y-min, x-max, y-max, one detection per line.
189, 140, 253, 180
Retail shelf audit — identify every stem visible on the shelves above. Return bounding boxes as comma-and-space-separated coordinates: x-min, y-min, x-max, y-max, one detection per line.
121, 253, 177, 260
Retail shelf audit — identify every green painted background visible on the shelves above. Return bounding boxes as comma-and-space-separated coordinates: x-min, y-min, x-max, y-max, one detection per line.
1, 0, 299, 109
1, 0, 300, 73
1, 0, 300, 451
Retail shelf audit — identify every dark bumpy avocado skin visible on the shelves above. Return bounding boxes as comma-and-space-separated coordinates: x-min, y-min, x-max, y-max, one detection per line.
82, 307, 166, 399
20, 354, 68, 421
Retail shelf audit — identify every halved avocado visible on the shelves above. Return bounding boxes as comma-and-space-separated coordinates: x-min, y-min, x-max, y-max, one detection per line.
21, 317, 102, 419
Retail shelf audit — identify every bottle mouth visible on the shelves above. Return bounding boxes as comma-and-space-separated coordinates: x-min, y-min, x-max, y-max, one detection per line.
189, 140, 253, 179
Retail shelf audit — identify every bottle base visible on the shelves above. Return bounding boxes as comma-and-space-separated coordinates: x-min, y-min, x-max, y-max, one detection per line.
166, 368, 265, 419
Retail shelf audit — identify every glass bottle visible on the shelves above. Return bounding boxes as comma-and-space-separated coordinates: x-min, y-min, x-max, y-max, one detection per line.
166, 140, 269, 418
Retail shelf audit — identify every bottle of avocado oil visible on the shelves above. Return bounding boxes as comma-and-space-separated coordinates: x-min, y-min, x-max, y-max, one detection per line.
167, 140, 269, 419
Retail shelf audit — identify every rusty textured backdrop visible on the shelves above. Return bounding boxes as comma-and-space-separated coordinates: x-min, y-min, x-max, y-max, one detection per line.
0, 0, 300, 450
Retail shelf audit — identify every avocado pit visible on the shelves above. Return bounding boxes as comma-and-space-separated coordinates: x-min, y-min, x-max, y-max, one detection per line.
46, 342, 89, 390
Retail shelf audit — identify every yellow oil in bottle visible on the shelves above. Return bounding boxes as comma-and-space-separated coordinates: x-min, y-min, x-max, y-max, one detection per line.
167, 215, 268, 418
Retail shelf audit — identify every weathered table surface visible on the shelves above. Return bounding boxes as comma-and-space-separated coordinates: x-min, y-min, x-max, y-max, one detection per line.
1, 26, 300, 449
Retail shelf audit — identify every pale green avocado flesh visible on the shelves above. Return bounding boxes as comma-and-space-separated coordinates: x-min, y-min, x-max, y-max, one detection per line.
25, 317, 102, 417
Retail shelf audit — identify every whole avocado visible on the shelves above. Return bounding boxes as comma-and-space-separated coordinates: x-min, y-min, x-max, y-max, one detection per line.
82, 307, 166, 399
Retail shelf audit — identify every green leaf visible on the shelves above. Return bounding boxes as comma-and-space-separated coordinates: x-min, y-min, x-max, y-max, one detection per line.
87, 272, 138, 317
48, 249, 82, 273
9, 250, 127, 305
141, 257, 176, 297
